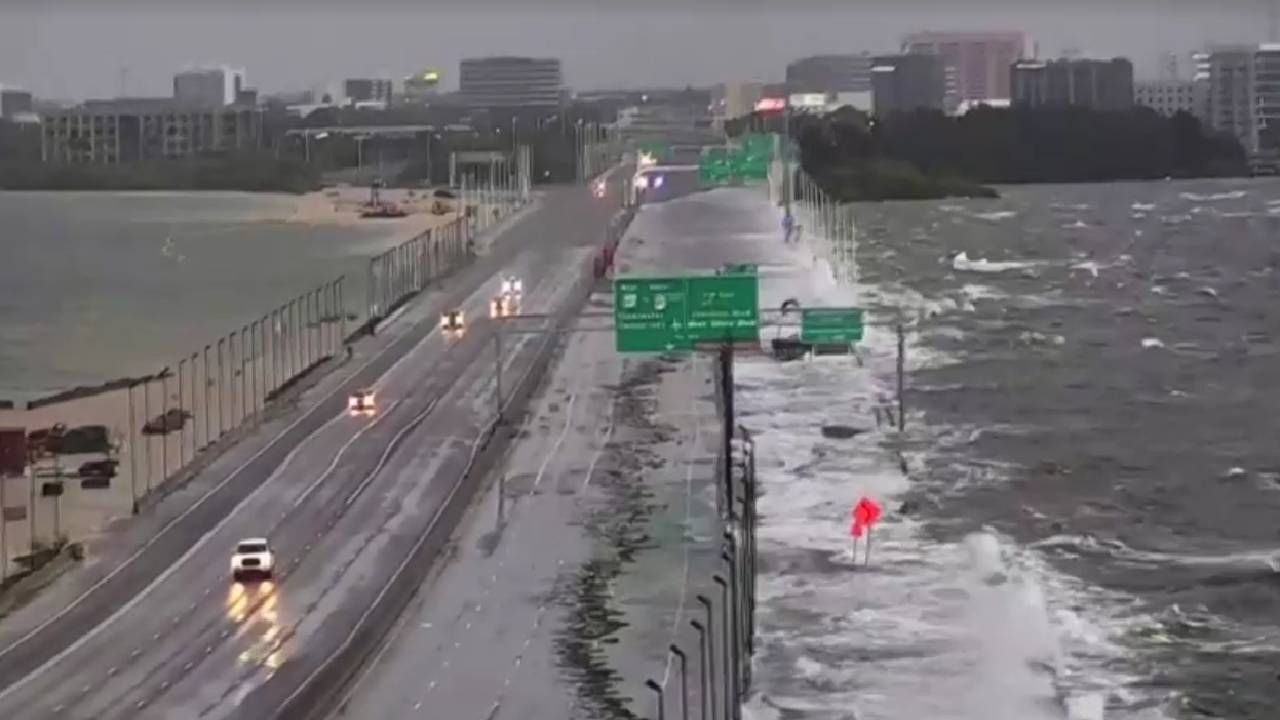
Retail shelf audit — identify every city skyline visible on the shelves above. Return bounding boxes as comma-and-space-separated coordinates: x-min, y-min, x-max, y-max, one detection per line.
2, 0, 1279, 100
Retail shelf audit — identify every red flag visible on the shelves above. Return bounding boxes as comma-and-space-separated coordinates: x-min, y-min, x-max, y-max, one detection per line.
851, 497, 883, 527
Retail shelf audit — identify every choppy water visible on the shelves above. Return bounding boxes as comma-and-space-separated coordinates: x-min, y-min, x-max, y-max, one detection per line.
854, 178, 1280, 719
0, 191, 397, 402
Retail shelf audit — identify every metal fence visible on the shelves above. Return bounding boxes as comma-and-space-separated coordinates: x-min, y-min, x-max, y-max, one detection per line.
122, 276, 346, 508
792, 169, 857, 286
639, 345, 759, 720
365, 217, 469, 326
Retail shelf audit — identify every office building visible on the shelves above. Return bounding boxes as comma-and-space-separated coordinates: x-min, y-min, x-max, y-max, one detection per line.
1208, 47, 1258, 151
403, 68, 442, 102
1011, 58, 1134, 110
711, 82, 766, 120
344, 78, 393, 105
1191, 51, 1213, 122
1255, 45, 1280, 152
459, 56, 562, 110
1135, 80, 1198, 116
785, 54, 873, 94
0, 87, 34, 119
870, 54, 946, 115
902, 31, 1027, 103
173, 66, 246, 107
41, 99, 262, 164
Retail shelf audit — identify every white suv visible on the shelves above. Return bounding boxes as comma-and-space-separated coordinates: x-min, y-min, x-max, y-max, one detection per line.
231, 538, 275, 583
500, 276, 523, 298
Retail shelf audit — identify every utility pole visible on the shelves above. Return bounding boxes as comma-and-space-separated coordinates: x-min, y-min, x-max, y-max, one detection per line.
782, 85, 793, 224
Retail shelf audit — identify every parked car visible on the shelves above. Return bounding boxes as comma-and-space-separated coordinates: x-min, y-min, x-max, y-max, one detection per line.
142, 409, 192, 435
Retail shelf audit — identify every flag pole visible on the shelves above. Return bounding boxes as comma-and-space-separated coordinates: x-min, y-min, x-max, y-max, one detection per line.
865, 525, 872, 567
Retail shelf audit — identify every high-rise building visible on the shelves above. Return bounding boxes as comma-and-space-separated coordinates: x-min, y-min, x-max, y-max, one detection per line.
1011, 58, 1134, 110
173, 66, 245, 107
711, 82, 766, 120
0, 87, 34, 119
1135, 80, 1197, 116
785, 54, 873, 94
902, 31, 1027, 103
1208, 46, 1259, 151
871, 54, 946, 115
403, 68, 442, 103
1192, 51, 1213, 122
459, 56, 562, 110
343, 79, 393, 105
1255, 45, 1280, 151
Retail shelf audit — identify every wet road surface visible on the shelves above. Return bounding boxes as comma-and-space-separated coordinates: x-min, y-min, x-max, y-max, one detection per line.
0, 179, 627, 719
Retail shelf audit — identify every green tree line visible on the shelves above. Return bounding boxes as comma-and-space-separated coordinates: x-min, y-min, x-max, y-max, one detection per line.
728, 105, 1248, 201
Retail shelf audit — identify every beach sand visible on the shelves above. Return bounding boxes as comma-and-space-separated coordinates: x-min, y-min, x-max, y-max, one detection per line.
0, 318, 342, 575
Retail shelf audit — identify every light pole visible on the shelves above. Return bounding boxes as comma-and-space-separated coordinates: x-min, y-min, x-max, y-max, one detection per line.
670, 644, 690, 720
690, 620, 710, 720
127, 381, 138, 512
645, 678, 665, 720
719, 560, 742, 719
696, 595, 717, 720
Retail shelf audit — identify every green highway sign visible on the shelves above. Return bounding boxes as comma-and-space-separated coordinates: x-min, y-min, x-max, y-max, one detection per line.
719, 263, 758, 276
686, 274, 759, 343
614, 274, 760, 352
800, 307, 864, 344
614, 277, 690, 352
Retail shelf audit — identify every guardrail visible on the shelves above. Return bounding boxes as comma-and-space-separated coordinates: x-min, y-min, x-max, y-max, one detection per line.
639, 345, 759, 720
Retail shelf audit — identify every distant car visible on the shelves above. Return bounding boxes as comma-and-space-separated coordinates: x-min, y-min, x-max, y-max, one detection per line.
142, 409, 193, 436
593, 180, 607, 199
489, 294, 518, 318
500, 276, 523, 298
231, 538, 275, 583
440, 309, 466, 333
432, 188, 457, 199
348, 388, 376, 416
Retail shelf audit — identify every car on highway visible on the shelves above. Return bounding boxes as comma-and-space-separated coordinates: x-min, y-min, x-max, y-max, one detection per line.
489, 294, 519, 318
500, 276, 523, 298
348, 388, 376, 416
440, 309, 465, 334
593, 179, 607, 198
231, 538, 275, 583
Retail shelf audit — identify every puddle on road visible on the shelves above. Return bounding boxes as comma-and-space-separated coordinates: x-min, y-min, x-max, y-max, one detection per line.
552, 359, 677, 720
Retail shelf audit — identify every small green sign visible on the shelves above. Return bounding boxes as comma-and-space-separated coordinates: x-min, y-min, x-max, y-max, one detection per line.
614, 274, 760, 352
686, 274, 759, 343
800, 307, 864, 344
614, 277, 690, 352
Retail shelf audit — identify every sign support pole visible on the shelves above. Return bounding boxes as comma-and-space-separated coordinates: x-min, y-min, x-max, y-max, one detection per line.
494, 325, 504, 424
897, 323, 906, 432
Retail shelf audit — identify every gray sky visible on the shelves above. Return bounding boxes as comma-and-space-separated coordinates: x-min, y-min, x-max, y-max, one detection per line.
2, 0, 1277, 100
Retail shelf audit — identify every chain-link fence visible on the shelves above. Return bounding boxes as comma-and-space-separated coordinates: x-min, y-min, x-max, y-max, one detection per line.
122, 276, 346, 507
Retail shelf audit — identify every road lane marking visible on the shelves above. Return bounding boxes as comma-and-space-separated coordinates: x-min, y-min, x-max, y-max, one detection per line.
294, 399, 403, 510
659, 355, 704, 690
343, 397, 443, 507
531, 392, 577, 488
581, 395, 619, 490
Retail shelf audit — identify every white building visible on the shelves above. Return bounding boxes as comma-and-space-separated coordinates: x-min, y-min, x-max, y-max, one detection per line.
1205, 44, 1280, 154
173, 66, 246, 107
1135, 80, 1197, 116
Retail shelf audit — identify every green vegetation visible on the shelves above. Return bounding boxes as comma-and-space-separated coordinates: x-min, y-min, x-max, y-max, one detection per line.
729, 105, 1248, 201
783, 105, 1247, 202
0, 152, 322, 193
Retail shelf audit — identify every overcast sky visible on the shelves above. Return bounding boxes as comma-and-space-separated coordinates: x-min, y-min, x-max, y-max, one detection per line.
2, 0, 1277, 100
